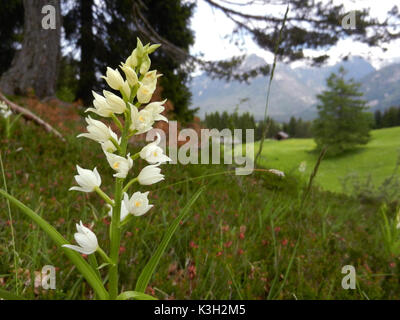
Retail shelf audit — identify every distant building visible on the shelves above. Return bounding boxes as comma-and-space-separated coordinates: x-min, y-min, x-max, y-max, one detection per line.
275, 131, 289, 140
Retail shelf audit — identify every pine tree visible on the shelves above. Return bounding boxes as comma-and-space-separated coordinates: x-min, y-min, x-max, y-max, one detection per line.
374, 110, 382, 129
313, 67, 372, 156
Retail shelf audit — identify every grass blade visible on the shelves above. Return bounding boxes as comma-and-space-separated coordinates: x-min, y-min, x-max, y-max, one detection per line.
117, 291, 157, 300
135, 187, 205, 292
0, 288, 26, 300
0, 189, 109, 300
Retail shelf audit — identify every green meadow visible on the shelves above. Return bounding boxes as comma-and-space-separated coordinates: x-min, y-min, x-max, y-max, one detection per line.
2, 119, 400, 299
253, 126, 400, 193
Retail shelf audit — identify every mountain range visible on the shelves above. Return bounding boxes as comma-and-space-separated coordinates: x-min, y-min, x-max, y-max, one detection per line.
189, 55, 400, 122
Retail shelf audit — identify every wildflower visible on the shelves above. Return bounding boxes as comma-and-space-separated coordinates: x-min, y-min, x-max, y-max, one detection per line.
142, 70, 160, 90
136, 38, 145, 58
86, 91, 115, 117
125, 50, 138, 68
107, 201, 129, 221
120, 64, 138, 87
268, 169, 285, 177
130, 104, 154, 134
145, 100, 168, 122
146, 43, 161, 54
137, 84, 154, 104
121, 80, 131, 99
123, 191, 153, 216
78, 116, 118, 143
137, 163, 164, 185
101, 139, 120, 154
62, 221, 98, 255
105, 152, 133, 179
102, 67, 125, 91
140, 133, 171, 164
140, 55, 151, 75
0, 101, 12, 118
69, 166, 101, 193
103, 90, 126, 113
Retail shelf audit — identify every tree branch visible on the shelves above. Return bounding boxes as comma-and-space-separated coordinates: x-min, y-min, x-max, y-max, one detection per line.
0, 92, 66, 141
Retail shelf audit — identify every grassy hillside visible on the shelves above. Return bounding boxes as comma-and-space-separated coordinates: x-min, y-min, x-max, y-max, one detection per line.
1, 115, 400, 299
254, 127, 400, 193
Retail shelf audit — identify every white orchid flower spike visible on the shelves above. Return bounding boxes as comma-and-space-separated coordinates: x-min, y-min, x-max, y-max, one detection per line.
69, 166, 102, 193
140, 133, 171, 164
62, 221, 99, 255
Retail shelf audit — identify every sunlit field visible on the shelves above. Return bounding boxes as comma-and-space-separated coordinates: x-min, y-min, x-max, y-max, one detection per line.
253, 127, 400, 193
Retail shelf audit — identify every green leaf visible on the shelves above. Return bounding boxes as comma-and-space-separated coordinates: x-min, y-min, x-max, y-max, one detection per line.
0, 189, 109, 300
98, 263, 111, 270
0, 288, 26, 300
135, 187, 204, 293
116, 291, 157, 300
9, 114, 22, 129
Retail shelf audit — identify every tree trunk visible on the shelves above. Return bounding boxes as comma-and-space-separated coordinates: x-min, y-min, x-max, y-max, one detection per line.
0, 0, 61, 99
76, 0, 95, 105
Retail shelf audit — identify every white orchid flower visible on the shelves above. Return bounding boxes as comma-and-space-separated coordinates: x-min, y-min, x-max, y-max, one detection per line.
107, 201, 129, 221
140, 133, 171, 164
86, 91, 116, 117
140, 55, 151, 75
103, 90, 126, 114
69, 165, 102, 193
121, 80, 131, 99
78, 116, 118, 143
145, 100, 168, 122
1, 110, 12, 119
102, 67, 125, 90
105, 152, 133, 179
62, 221, 99, 255
101, 138, 120, 154
125, 49, 138, 68
0, 101, 7, 111
0, 101, 12, 118
123, 191, 153, 216
136, 83, 154, 104
142, 70, 161, 91
130, 104, 154, 134
120, 64, 138, 87
137, 163, 164, 185
142, 70, 158, 84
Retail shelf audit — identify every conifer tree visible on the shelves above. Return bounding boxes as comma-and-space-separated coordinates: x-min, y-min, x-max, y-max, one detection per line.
313, 67, 372, 156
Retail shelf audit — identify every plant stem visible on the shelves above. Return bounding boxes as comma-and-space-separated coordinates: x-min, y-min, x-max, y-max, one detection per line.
300, 146, 327, 209
130, 152, 140, 161
111, 114, 123, 131
97, 247, 114, 265
122, 178, 138, 194
94, 187, 114, 206
108, 103, 131, 299
109, 137, 122, 153
109, 178, 123, 299
5, 118, 10, 139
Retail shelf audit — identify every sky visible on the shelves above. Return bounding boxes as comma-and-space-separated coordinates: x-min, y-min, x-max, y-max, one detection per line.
189, 0, 400, 69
